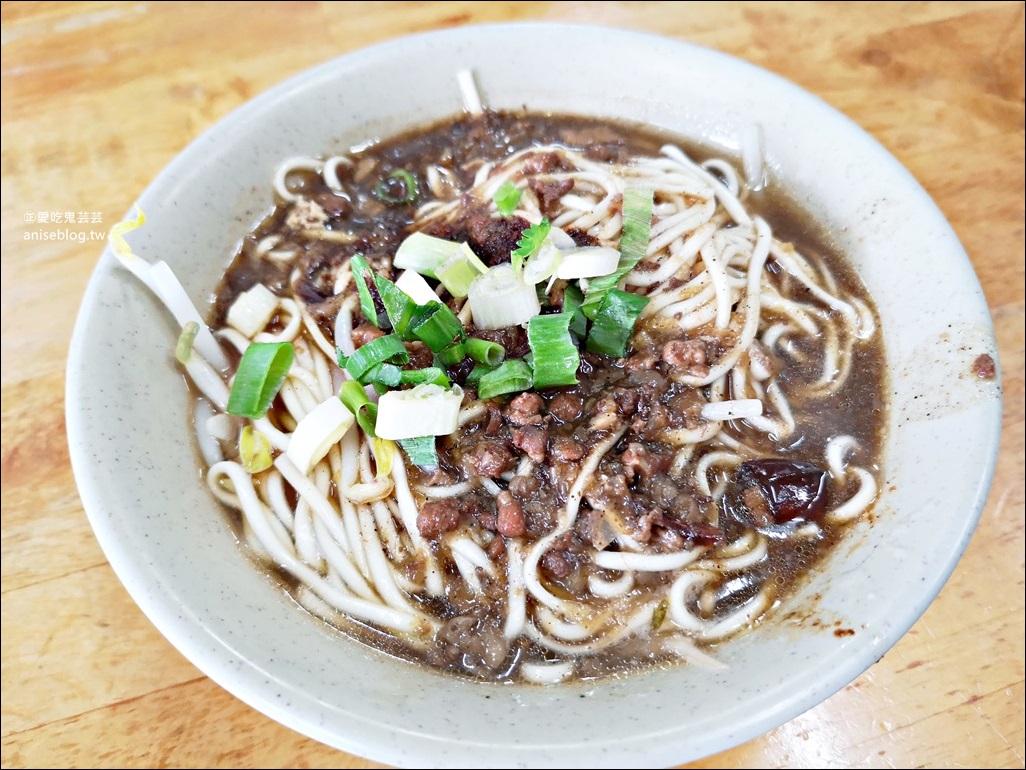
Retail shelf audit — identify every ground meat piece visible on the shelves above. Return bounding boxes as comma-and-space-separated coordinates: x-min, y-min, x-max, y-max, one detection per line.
665, 388, 705, 429
486, 535, 506, 560
474, 509, 498, 532
651, 526, 686, 553
508, 473, 540, 497
630, 402, 670, 440
483, 404, 503, 435
973, 353, 996, 380
611, 387, 639, 415
624, 350, 658, 373
564, 227, 598, 248
589, 396, 622, 431
351, 324, 384, 348
305, 291, 345, 324
465, 209, 529, 266
432, 612, 511, 675
583, 142, 629, 163
416, 500, 462, 539
511, 426, 547, 463
404, 341, 435, 370
583, 474, 632, 518
522, 151, 564, 175
548, 392, 583, 423
620, 443, 673, 480
551, 436, 586, 462
540, 549, 573, 579
529, 177, 574, 213
662, 339, 710, 378
285, 196, 329, 230
504, 392, 544, 426
460, 439, 516, 478
495, 491, 527, 537
309, 191, 351, 219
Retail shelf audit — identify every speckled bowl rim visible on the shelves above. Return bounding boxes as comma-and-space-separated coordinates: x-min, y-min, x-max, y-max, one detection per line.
67, 23, 1002, 768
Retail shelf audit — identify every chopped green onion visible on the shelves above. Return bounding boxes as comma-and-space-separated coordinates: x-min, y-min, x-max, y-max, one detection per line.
340, 334, 409, 381
562, 282, 589, 339
511, 218, 551, 277
436, 242, 487, 298
399, 436, 438, 468
349, 254, 380, 327
365, 362, 403, 388
239, 425, 274, 473
373, 273, 417, 337
374, 169, 419, 206
226, 341, 294, 419
528, 312, 580, 388
175, 321, 199, 364
465, 362, 495, 386
411, 302, 464, 352
436, 342, 467, 367
581, 188, 653, 319
585, 289, 650, 358
339, 380, 378, 436
478, 359, 533, 400
493, 180, 522, 217
399, 367, 450, 387
465, 337, 505, 367
467, 264, 541, 329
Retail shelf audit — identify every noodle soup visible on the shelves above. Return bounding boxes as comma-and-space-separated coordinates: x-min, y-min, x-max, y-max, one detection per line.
143, 111, 885, 684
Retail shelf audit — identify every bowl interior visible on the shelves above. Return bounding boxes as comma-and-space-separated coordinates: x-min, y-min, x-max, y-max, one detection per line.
67, 24, 1001, 768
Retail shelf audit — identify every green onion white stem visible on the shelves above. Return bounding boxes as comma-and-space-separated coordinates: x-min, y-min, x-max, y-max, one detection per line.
374, 383, 464, 440
467, 264, 540, 329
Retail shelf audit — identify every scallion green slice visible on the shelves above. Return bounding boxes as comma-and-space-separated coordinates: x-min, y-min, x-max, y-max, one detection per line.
399, 367, 450, 387
436, 342, 466, 367
493, 180, 522, 217
411, 302, 464, 352
341, 334, 409, 381
465, 337, 505, 367
465, 362, 495, 386
398, 435, 438, 468
373, 273, 417, 337
562, 282, 589, 339
349, 254, 380, 327
374, 169, 419, 206
585, 289, 650, 358
478, 359, 533, 400
581, 188, 653, 318
436, 243, 487, 298
365, 362, 403, 388
338, 379, 378, 436
226, 341, 294, 419
528, 312, 580, 388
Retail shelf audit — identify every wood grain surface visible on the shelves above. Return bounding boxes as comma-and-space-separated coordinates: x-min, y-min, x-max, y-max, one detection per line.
2, 2, 1023, 768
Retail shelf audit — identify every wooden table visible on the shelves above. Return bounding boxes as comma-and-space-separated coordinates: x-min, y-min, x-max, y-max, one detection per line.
2, 2, 1022, 767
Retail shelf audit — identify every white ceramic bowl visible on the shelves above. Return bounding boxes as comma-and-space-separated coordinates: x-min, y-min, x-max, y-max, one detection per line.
67, 24, 1002, 768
